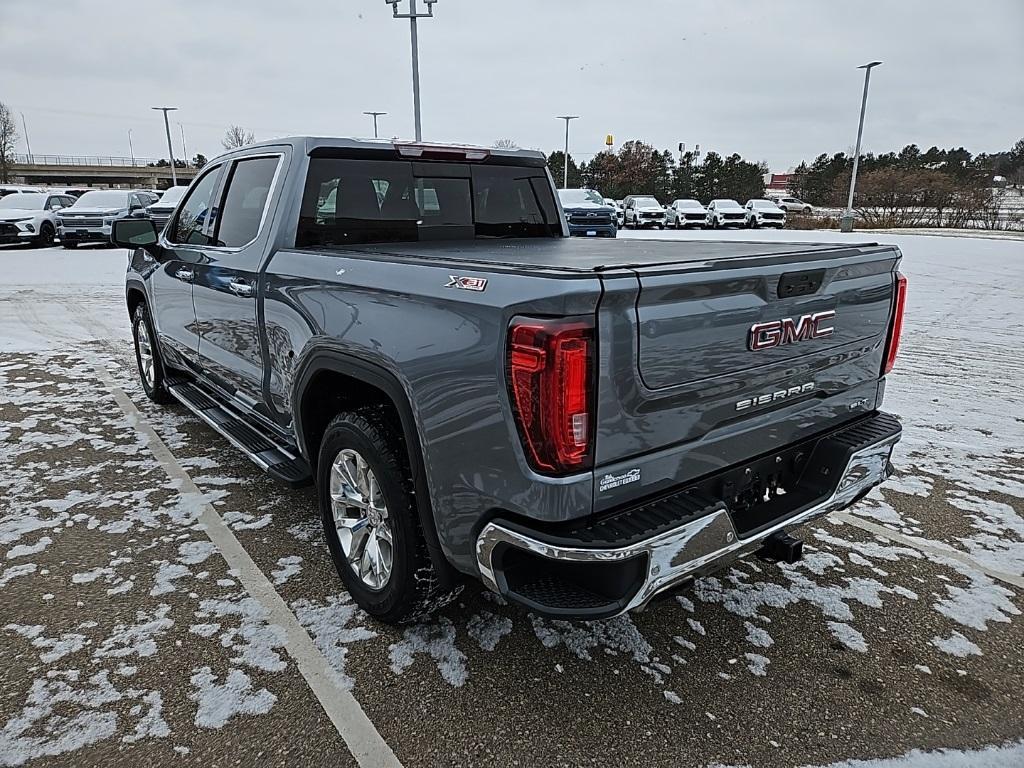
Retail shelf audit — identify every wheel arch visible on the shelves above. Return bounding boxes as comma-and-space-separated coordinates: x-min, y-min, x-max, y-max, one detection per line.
125, 280, 148, 321
292, 347, 456, 586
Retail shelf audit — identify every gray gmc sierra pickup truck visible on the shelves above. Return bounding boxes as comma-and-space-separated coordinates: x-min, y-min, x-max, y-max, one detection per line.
114, 137, 906, 623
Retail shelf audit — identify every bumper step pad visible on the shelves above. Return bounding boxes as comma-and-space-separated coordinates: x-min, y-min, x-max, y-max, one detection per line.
166, 378, 312, 488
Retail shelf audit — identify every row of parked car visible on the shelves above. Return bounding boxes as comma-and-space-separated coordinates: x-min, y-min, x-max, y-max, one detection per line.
0, 184, 185, 248
557, 189, 815, 238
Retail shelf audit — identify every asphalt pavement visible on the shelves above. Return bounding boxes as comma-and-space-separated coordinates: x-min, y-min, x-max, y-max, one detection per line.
1, 236, 1022, 768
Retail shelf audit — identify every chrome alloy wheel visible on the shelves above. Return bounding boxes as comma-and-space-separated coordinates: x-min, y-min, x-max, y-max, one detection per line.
136, 318, 155, 388
329, 448, 394, 590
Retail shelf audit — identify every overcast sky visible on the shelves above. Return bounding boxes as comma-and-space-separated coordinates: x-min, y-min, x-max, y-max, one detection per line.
3, 0, 1022, 171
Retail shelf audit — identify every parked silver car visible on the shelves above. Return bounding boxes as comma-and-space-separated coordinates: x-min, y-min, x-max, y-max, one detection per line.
772, 196, 813, 214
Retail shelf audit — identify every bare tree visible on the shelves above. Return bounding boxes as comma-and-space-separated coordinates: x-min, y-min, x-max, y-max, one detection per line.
222, 125, 255, 150
0, 101, 19, 184
492, 138, 519, 149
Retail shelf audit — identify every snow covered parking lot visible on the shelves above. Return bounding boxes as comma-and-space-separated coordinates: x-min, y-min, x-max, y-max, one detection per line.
1, 232, 1022, 768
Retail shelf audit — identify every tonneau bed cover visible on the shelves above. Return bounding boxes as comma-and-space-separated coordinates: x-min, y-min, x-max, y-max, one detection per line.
336, 237, 888, 275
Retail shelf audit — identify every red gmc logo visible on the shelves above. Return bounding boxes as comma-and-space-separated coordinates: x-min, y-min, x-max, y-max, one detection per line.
748, 310, 836, 350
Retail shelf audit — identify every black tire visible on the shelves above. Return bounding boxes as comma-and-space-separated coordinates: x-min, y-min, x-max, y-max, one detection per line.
131, 303, 172, 404
61, 241, 78, 249
803, 206, 812, 214
34, 222, 55, 247
318, 408, 456, 624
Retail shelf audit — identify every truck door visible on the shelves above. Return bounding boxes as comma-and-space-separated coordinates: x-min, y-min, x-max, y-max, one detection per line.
150, 163, 224, 371
191, 152, 284, 409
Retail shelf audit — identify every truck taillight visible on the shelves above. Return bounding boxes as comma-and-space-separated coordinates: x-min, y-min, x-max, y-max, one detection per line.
507, 317, 594, 474
883, 272, 908, 375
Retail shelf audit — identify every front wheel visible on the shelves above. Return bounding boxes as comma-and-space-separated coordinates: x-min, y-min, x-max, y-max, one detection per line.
34, 222, 55, 247
132, 303, 172, 404
318, 409, 455, 623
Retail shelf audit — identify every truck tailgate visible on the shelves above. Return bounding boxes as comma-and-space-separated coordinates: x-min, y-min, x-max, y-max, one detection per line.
593, 244, 901, 511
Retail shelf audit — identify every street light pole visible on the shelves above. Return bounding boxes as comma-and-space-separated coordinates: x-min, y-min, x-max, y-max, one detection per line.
20, 113, 32, 161
842, 61, 882, 232
128, 129, 135, 165
151, 106, 178, 185
556, 116, 580, 189
388, 0, 436, 141
178, 123, 188, 168
363, 111, 387, 138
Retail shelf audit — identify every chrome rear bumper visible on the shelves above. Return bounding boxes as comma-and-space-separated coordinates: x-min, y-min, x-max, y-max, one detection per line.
476, 420, 899, 618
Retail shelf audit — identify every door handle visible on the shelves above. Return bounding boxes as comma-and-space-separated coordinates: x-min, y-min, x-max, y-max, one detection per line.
229, 279, 254, 297
175, 268, 194, 281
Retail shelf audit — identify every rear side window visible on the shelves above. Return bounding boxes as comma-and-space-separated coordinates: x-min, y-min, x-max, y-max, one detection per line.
214, 156, 279, 248
296, 158, 560, 247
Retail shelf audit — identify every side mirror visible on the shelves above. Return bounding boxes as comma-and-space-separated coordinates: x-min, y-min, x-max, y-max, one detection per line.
112, 218, 158, 249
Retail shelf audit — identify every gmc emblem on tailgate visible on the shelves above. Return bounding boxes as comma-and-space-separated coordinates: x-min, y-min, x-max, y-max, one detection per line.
748, 310, 836, 351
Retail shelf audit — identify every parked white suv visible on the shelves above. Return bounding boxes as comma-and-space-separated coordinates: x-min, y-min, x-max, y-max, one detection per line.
665, 199, 707, 229
772, 196, 813, 214
744, 199, 787, 229
0, 185, 47, 198
705, 199, 746, 229
623, 195, 666, 229
0, 192, 73, 247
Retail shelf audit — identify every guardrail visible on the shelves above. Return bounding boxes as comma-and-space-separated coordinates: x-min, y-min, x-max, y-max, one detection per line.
13, 154, 186, 168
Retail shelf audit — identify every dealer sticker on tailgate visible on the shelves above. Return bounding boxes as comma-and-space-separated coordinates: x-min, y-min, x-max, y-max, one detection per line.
599, 468, 641, 493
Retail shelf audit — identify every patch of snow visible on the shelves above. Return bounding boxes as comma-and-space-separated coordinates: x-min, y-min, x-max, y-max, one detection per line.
930, 631, 982, 658
291, 594, 376, 689
389, 618, 468, 686
189, 667, 277, 729
827, 622, 868, 653
466, 610, 513, 652
745, 653, 770, 676
270, 555, 302, 585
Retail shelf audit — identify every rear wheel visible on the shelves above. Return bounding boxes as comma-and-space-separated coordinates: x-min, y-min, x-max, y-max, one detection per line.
318, 409, 456, 623
132, 303, 172, 404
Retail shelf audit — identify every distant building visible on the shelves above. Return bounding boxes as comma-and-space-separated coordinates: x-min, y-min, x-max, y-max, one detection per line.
765, 173, 794, 192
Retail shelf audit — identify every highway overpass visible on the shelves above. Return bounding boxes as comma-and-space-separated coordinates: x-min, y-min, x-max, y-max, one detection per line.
6, 154, 198, 189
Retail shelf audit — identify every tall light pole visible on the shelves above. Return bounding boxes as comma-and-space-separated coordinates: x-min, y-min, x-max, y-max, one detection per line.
556, 115, 580, 189
363, 111, 387, 138
841, 61, 882, 232
151, 107, 178, 185
20, 113, 32, 161
128, 129, 135, 165
178, 123, 188, 168
387, 0, 436, 141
